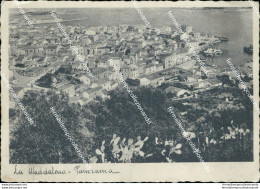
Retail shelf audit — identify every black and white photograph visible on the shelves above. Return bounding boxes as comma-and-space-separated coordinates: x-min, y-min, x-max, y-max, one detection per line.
1, 1, 259, 183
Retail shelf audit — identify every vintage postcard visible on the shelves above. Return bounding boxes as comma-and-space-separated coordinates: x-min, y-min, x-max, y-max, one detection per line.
1, 1, 259, 182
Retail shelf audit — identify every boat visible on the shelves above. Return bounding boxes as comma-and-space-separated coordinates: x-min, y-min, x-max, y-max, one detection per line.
203, 48, 223, 57
213, 39, 221, 43
199, 42, 206, 46
214, 49, 223, 56
243, 45, 253, 55
219, 37, 229, 42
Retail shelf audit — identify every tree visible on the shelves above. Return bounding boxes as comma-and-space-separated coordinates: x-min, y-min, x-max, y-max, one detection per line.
10, 90, 94, 164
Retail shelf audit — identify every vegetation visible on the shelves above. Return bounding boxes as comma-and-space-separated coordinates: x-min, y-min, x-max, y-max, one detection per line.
35, 73, 53, 88
10, 85, 253, 163
10, 90, 93, 164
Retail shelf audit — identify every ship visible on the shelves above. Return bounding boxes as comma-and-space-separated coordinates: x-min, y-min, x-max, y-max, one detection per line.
203, 48, 223, 57
243, 45, 253, 55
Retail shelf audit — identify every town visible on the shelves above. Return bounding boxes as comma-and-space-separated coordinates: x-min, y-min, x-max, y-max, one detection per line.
8, 19, 253, 107
7, 5, 256, 172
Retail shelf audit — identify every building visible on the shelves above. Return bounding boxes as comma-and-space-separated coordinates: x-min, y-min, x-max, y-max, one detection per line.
13, 56, 26, 66
138, 77, 150, 86
120, 64, 139, 79
44, 45, 58, 55
184, 26, 192, 34
79, 75, 92, 85
159, 48, 189, 69
146, 73, 165, 87
208, 79, 222, 87
165, 87, 190, 98
85, 29, 96, 36
97, 79, 112, 91
143, 64, 157, 75
88, 87, 103, 100
24, 46, 44, 56
57, 84, 75, 97
92, 67, 111, 81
